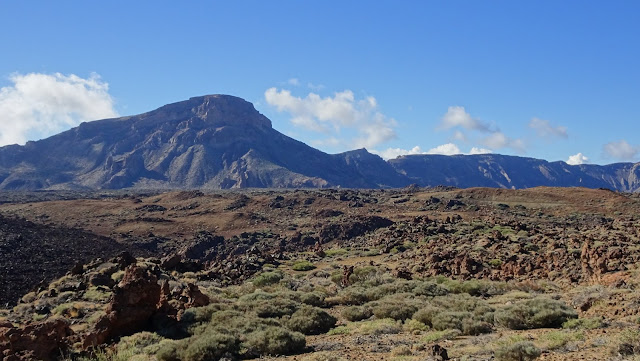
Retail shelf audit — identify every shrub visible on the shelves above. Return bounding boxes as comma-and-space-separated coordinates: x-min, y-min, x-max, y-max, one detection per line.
371, 301, 417, 321
342, 305, 373, 322
421, 329, 461, 343
562, 317, 604, 330
252, 271, 284, 287
432, 311, 472, 331
182, 333, 239, 361
539, 330, 584, 350
117, 332, 164, 355
244, 326, 306, 356
335, 286, 368, 305
413, 305, 442, 327
462, 319, 493, 335
494, 341, 541, 361
404, 319, 429, 333
292, 260, 316, 271
301, 352, 346, 361
494, 298, 577, 330
356, 318, 402, 335
299, 292, 326, 307
285, 306, 337, 335
252, 298, 299, 318
413, 281, 449, 297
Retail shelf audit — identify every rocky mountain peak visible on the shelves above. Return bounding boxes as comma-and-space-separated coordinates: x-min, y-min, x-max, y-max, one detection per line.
172, 94, 272, 130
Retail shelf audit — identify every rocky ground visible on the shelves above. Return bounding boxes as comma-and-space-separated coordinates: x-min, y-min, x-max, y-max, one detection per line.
0, 186, 639, 360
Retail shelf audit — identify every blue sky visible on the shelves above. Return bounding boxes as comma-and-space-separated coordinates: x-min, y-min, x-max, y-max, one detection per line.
0, 1, 638, 164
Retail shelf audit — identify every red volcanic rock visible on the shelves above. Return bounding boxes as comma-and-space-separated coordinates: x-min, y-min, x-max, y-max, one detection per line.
0, 318, 72, 361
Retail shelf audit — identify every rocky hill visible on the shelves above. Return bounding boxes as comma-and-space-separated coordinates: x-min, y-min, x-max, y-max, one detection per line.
0, 94, 638, 191
389, 154, 640, 192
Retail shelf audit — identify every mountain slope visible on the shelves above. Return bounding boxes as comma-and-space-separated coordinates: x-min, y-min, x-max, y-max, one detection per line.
0, 94, 638, 192
0, 95, 407, 190
389, 154, 640, 192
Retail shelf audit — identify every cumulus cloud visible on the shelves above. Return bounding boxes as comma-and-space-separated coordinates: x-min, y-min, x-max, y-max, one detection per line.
481, 131, 526, 153
264, 87, 397, 149
603, 140, 638, 160
373, 144, 493, 159
440, 106, 490, 132
566, 153, 589, 165
529, 117, 568, 138
0, 72, 118, 146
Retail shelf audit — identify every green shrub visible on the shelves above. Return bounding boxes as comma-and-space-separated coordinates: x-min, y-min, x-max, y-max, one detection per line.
495, 341, 541, 361
413, 305, 443, 327
562, 317, 604, 330
539, 330, 584, 350
299, 292, 326, 307
244, 326, 305, 356
252, 271, 284, 287
413, 281, 449, 297
494, 298, 577, 330
462, 319, 493, 335
251, 298, 299, 318
404, 319, 429, 333
292, 260, 316, 271
371, 301, 417, 321
342, 305, 373, 321
117, 332, 164, 355
285, 306, 337, 335
432, 311, 472, 331
155, 340, 182, 361
421, 329, 461, 343
356, 318, 402, 335
182, 333, 239, 361
335, 286, 368, 305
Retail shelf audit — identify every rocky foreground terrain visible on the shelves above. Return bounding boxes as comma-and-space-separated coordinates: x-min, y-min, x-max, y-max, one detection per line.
1, 186, 640, 360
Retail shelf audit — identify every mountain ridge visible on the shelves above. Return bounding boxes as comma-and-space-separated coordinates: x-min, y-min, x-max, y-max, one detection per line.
0, 94, 638, 192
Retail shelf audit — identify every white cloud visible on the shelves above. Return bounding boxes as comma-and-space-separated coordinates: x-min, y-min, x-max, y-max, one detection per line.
264, 87, 397, 149
426, 143, 462, 155
287, 78, 300, 86
373, 146, 426, 160
480, 132, 526, 153
440, 106, 490, 132
0, 72, 118, 146
603, 140, 638, 160
566, 152, 589, 165
529, 117, 568, 138
373, 144, 493, 159
469, 147, 493, 155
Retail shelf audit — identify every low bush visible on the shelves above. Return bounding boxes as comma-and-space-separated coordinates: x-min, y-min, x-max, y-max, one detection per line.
413, 305, 442, 327
494, 341, 541, 361
562, 317, 604, 330
494, 297, 577, 330
342, 305, 373, 321
356, 318, 402, 335
252, 271, 284, 287
181, 333, 238, 361
432, 311, 472, 331
462, 319, 493, 336
413, 281, 449, 297
244, 326, 306, 356
371, 301, 417, 321
285, 306, 337, 335
292, 260, 316, 271
421, 329, 461, 343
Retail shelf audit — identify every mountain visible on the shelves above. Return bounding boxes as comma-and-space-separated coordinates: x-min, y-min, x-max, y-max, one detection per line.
389, 154, 640, 192
0, 95, 407, 190
0, 94, 638, 192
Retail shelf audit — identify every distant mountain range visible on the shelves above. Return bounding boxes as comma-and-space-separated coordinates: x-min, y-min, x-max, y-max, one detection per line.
0, 95, 638, 192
